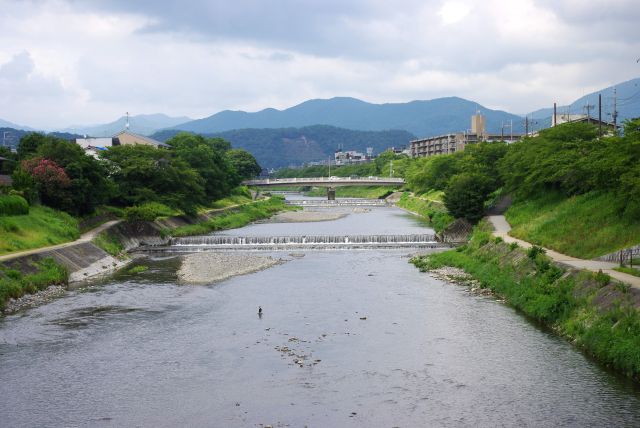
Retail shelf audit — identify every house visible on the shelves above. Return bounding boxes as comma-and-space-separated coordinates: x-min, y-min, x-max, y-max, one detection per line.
410, 113, 521, 158
551, 113, 617, 133
334, 147, 374, 166
73, 130, 169, 157
112, 130, 170, 148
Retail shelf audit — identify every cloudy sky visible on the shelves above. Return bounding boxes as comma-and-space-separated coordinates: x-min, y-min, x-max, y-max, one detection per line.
0, 0, 638, 130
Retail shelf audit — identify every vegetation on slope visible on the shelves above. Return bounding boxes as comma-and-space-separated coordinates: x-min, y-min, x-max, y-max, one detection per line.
506, 191, 640, 259
411, 224, 640, 380
395, 192, 453, 233
170, 196, 297, 237
0, 258, 68, 310
0, 206, 79, 255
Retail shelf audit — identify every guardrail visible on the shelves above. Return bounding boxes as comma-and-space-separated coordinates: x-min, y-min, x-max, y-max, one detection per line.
243, 177, 405, 186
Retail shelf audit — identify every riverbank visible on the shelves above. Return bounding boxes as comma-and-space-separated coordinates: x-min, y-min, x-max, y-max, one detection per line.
0, 197, 295, 313
177, 252, 284, 284
411, 222, 640, 381
395, 192, 453, 233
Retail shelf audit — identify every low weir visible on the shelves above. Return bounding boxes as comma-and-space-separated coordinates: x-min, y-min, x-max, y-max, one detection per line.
138, 234, 444, 252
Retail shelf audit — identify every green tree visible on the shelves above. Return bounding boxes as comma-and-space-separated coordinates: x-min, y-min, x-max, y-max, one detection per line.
443, 172, 493, 223
166, 133, 239, 201
17, 133, 47, 159
36, 138, 114, 215
227, 149, 262, 180
101, 144, 205, 215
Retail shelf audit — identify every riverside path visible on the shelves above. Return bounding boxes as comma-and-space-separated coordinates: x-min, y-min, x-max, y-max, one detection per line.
488, 215, 640, 289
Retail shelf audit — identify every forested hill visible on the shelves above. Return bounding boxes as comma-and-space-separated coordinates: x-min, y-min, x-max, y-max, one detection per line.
152, 125, 415, 169
170, 97, 525, 137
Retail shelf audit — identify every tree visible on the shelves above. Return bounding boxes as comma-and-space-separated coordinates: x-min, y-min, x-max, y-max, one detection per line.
227, 149, 261, 180
443, 172, 493, 223
17, 133, 47, 159
166, 133, 239, 201
36, 137, 114, 215
101, 144, 205, 215
19, 157, 73, 211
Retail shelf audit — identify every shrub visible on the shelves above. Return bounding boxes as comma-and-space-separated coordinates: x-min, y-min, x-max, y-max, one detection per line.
509, 242, 519, 250
527, 245, 546, 260
0, 195, 29, 216
595, 270, 611, 287
124, 202, 175, 222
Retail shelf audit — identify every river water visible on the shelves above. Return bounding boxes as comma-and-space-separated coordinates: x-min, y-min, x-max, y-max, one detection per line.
2, 200, 640, 427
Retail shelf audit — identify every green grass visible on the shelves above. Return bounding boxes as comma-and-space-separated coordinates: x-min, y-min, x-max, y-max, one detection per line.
396, 192, 453, 233
92, 231, 124, 257
411, 224, 640, 380
127, 265, 149, 274
506, 191, 640, 259
171, 197, 297, 237
304, 186, 397, 199
0, 205, 80, 255
0, 257, 68, 310
615, 266, 640, 278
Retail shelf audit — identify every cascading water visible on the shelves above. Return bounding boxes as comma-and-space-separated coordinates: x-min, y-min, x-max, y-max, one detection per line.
170, 234, 437, 247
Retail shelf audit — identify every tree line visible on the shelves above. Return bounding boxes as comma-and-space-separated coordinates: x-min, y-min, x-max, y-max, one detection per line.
0, 132, 261, 217
404, 119, 640, 223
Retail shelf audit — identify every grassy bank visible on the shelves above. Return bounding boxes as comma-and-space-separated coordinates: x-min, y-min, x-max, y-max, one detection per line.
395, 191, 453, 233
0, 206, 80, 256
506, 192, 640, 259
171, 196, 297, 237
411, 223, 640, 380
304, 186, 397, 199
0, 258, 68, 310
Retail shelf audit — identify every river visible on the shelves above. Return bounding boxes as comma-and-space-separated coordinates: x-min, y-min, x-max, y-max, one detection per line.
1, 199, 640, 427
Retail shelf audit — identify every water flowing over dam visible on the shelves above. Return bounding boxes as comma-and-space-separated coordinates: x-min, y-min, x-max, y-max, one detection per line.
142, 233, 444, 251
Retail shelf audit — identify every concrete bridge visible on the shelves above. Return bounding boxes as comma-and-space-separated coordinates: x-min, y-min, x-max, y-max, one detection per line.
285, 199, 388, 207
136, 233, 445, 252
243, 176, 405, 199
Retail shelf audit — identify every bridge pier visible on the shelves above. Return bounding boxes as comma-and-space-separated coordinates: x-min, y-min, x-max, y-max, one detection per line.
327, 187, 336, 200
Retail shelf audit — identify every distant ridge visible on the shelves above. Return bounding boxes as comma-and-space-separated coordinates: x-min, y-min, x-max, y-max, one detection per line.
528, 77, 640, 125
59, 113, 192, 137
152, 125, 415, 169
171, 97, 526, 137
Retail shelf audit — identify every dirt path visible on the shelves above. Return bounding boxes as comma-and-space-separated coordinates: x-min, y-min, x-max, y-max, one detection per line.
0, 220, 121, 262
488, 215, 640, 289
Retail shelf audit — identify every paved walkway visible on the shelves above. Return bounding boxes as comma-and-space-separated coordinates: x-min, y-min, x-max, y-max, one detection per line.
488, 215, 640, 289
0, 220, 121, 262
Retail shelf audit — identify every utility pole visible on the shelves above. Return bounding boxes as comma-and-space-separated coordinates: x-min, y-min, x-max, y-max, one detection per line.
612, 87, 618, 136
583, 103, 594, 119
598, 94, 602, 138
525, 116, 529, 136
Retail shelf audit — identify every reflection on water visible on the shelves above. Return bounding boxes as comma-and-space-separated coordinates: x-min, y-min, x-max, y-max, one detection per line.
1, 202, 640, 427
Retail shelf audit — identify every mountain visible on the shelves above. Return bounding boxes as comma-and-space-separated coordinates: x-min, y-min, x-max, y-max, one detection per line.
0, 118, 35, 131
528, 78, 640, 125
171, 97, 525, 137
60, 113, 192, 137
152, 125, 416, 169
0, 127, 84, 151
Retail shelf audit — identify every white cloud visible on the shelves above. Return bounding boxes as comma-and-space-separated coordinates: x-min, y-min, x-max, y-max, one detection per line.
0, 0, 638, 130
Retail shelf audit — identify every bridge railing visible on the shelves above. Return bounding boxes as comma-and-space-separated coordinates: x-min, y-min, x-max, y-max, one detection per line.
243, 176, 405, 186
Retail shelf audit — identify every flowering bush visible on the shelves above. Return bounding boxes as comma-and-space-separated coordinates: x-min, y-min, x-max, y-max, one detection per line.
20, 157, 72, 211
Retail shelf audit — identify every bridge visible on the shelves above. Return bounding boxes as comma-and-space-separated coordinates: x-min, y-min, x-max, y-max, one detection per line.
285, 199, 388, 207
243, 176, 405, 199
136, 233, 446, 252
